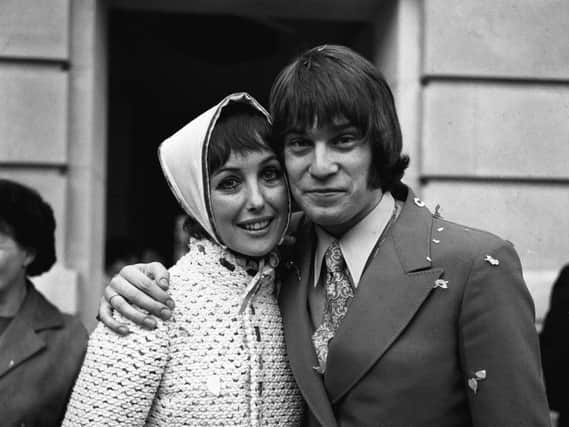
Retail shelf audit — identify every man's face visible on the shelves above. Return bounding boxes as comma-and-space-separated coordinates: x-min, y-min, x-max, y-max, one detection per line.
283, 118, 382, 236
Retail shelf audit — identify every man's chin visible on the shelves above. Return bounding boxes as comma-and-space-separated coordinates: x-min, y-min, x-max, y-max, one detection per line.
302, 206, 344, 227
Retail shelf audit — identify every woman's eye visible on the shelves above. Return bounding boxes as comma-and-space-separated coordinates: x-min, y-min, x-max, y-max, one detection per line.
217, 177, 240, 190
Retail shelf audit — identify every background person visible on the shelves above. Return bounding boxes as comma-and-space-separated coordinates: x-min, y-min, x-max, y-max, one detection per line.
0, 178, 88, 426
540, 263, 569, 427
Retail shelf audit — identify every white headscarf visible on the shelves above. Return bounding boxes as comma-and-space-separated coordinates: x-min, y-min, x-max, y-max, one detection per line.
158, 92, 290, 249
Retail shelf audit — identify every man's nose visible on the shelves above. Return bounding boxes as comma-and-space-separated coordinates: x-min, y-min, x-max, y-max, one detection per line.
309, 144, 338, 178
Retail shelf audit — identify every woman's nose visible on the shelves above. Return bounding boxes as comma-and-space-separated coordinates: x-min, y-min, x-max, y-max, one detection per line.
246, 183, 265, 211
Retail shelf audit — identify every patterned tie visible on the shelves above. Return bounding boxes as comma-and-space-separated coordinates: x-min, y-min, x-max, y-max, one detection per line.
312, 240, 355, 374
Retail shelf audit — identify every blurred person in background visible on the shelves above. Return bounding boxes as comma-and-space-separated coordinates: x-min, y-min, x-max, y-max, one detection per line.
540, 263, 569, 427
104, 238, 166, 284
104, 237, 140, 280
0, 178, 88, 426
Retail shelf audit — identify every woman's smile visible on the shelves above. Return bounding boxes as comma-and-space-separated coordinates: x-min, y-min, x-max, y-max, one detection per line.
238, 217, 273, 232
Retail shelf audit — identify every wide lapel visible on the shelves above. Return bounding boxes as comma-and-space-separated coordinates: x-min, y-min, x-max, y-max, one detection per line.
0, 284, 62, 378
279, 218, 337, 427
324, 188, 444, 403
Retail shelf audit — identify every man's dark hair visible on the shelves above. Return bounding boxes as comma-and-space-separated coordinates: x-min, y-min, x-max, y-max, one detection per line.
184, 101, 272, 238
0, 179, 56, 276
269, 44, 409, 191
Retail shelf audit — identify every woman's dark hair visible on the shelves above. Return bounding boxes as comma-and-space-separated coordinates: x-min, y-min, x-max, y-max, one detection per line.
269, 44, 409, 191
0, 179, 57, 276
184, 101, 272, 238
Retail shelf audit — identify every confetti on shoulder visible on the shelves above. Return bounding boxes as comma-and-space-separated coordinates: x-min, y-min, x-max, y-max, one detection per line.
475, 370, 486, 380
484, 255, 500, 266
434, 279, 448, 289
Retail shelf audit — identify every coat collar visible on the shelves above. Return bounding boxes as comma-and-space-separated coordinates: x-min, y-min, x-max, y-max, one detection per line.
0, 282, 64, 378
389, 184, 436, 273
279, 218, 338, 427
280, 184, 444, 409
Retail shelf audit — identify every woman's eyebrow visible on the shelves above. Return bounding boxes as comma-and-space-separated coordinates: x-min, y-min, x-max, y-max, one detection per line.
211, 165, 241, 177
213, 154, 279, 175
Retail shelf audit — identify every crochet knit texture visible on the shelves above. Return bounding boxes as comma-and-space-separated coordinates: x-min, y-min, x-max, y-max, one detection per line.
63, 238, 303, 426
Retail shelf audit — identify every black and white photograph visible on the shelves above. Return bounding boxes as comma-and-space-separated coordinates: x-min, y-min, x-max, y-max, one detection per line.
1, 1, 568, 426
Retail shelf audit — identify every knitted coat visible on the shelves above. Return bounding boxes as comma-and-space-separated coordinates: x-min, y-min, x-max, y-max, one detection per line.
63, 237, 303, 426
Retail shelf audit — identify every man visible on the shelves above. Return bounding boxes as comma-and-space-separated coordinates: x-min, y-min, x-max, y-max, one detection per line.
98, 45, 550, 426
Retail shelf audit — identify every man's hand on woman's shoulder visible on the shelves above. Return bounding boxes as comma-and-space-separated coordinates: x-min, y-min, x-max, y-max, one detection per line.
98, 262, 174, 335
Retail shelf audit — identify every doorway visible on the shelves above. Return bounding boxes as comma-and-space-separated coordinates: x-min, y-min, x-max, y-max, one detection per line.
105, 8, 372, 268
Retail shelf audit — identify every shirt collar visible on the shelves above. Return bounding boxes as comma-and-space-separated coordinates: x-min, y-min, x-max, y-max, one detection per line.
313, 192, 395, 288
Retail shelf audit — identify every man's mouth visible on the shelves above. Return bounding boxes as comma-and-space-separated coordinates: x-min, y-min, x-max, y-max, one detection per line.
306, 188, 344, 195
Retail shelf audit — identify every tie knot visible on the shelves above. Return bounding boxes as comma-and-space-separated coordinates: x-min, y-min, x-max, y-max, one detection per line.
325, 241, 345, 273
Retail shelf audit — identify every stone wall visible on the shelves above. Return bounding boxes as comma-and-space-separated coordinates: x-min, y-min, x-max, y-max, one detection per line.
420, 0, 569, 325
0, 0, 107, 331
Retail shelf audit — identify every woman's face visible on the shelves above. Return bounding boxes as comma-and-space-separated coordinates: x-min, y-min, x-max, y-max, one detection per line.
0, 230, 32, 295
210, 148, 289, 258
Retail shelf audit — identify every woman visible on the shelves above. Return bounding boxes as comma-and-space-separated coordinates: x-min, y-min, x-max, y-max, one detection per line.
0, 179, 88, 426
63, 93, 303, 425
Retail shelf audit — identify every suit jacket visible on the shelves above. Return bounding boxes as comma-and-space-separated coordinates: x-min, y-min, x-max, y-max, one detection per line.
279, 184, 550, 427
0, 282, 88, 427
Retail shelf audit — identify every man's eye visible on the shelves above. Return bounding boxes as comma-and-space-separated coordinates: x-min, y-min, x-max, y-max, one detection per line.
261, 166, 282, 182
285, 138, 310, 149
335, 133, 358, 145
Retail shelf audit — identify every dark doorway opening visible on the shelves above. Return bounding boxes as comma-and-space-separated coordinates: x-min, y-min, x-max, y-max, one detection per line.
105, 8, 372, 269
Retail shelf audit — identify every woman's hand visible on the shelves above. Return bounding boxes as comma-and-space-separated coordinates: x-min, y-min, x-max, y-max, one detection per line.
98, 262, 174, 335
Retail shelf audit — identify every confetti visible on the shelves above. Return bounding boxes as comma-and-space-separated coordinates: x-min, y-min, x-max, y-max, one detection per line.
475, 370, 486, 380
468, 370, 487, 394
434, 279, 448, 289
